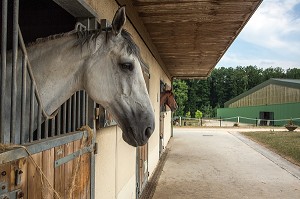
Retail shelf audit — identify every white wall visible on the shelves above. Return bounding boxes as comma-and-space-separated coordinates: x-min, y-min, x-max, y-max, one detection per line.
163, 111, 172, 147
95, 126, 137, 199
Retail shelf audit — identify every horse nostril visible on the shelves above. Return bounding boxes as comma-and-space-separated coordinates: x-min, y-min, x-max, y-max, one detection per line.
145, 127, 152, 139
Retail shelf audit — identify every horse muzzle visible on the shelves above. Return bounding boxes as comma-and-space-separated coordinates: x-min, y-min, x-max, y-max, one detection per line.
122, 122, 155, 147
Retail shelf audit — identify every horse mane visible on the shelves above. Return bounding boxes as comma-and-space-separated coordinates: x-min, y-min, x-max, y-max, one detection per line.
162, 90, 173, 95
27, 30, 76, 47
27, 29, 141, 57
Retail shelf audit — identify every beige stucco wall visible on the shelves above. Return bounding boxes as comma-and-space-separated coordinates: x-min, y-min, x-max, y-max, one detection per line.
163, 111, 172, 147
95, 126, 136, 199
86, 0, 172, 197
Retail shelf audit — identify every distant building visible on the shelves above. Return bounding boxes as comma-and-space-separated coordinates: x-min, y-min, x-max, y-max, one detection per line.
217, 78, 300, 126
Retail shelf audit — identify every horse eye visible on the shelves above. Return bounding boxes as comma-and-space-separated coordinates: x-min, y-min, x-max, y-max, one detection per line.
120, 63, 133, 71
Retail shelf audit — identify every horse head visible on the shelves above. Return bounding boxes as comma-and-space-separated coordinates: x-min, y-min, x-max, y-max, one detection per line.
160, 90, 178, 112
84, 7, 155, 147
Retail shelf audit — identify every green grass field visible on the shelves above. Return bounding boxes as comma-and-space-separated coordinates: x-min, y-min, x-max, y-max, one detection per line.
241, 131, 300, 166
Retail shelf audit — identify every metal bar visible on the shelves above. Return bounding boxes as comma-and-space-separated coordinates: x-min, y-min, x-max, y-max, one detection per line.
57, 108, 61, 135
51, 117, 55, 137
18, 27, 55, 120
82, 91, 86, 125
85, 93, 89, 125
0, 130, 88, 164
68, 98, 71, 132
37, 105, 42, 140
77, 91, 81, 127
11, 0, 19, 143
54, 145, 93, 168
44, 119, 49, 139
1, 0, 8, 143
62, 102, 67, 134
29, 82, 34, 142
72, 94, 76, 131
20, 55, 27, 144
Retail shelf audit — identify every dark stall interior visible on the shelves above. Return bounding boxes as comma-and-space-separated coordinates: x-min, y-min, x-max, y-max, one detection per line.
1, 0, 76, 49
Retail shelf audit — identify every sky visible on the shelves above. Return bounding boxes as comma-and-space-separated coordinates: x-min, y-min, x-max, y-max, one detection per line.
216, 0, 300, 70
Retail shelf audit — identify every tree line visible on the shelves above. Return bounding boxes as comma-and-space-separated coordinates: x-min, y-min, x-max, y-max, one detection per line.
172, 66, 300, 118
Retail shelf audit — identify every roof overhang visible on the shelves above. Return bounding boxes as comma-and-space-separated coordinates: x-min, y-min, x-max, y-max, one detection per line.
117, 0, 263, 79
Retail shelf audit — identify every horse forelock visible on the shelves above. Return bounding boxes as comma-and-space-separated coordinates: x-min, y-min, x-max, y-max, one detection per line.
121, 30, 140, 57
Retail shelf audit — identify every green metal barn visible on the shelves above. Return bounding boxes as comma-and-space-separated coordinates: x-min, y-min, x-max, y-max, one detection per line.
217, 78, 300, 126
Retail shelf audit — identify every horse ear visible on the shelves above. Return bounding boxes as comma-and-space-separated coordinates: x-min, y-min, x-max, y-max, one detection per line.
112, 6, 126, 36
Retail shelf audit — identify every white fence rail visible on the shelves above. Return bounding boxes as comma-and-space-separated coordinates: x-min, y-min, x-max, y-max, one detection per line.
173, 116, 300, 127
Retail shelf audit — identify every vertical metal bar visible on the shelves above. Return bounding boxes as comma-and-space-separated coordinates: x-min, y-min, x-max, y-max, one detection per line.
72, 94, 76, 131
68, 98, 71, 132
37, 104, 42, 140
57, 108, 61, 135
29, 83, 34, 142
51, 117, 55, 137
85, 93, 89, 125
62, 102, 67, 134
44, 119, 49, 139
82, 91, 86, 125
11, 0, 19, 143
77, 91, 81, 127
20, 56, 27, 144
1, 0, 8, 143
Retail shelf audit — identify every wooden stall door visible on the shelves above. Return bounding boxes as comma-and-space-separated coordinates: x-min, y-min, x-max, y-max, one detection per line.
0, 133, 93, 199
137, 144, 148, 197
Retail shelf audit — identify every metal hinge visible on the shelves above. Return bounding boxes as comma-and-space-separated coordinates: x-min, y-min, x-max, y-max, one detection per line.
0, 189, 22, 199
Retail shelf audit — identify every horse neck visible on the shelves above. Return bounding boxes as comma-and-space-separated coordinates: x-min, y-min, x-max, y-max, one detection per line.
160, 92, 169, 106
27, 35, 90, 115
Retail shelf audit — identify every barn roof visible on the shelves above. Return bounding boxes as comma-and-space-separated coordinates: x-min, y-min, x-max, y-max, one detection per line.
116, 0, 263, 78
224, 78, 300, 107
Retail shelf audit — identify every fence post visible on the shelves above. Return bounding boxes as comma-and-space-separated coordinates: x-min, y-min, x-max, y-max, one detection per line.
219, 117, 221, 127
179, 116, 182, 127
256, 117, 258, 126
237, 116, 240, 125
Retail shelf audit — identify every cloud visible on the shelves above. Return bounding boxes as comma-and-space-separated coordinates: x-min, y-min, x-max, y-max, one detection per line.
218, 52, 299, 70
239, 0, 300, 55
217, 0, 300, 69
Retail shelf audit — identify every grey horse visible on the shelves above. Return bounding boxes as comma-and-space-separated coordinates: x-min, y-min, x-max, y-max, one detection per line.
1, 7, 155, 147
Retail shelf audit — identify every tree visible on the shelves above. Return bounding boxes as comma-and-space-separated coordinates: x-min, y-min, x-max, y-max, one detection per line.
185, 79, 210, 117
172, 79, 188, 117
262, 67, 285, 81
286, 68, 300, 79
185, 111, 191, 118
195, 110, 203, 119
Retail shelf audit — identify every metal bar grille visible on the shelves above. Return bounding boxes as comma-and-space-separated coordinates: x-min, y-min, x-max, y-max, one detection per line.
0, 1, 94, 144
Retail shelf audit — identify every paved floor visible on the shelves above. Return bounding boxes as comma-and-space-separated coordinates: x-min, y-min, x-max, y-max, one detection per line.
152, 128, 300, 199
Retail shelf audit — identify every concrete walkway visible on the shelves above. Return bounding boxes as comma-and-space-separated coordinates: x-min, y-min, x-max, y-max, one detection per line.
152, 128, 300, 199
